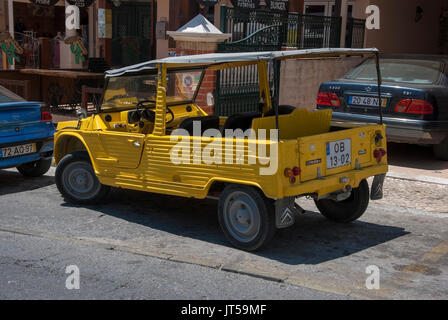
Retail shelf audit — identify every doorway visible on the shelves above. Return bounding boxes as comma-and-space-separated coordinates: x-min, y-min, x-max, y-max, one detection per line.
112, 2, 154, 67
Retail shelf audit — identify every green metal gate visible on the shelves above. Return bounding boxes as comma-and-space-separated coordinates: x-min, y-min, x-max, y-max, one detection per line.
214, 6, 344, 116
214, 62, 276, 117
214, 23, 280, 116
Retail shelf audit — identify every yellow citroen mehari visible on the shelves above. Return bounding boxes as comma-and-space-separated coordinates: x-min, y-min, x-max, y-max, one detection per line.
54, 48, 388, 251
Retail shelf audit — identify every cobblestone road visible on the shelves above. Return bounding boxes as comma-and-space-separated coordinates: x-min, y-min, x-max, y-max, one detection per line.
377, 177, 448, 214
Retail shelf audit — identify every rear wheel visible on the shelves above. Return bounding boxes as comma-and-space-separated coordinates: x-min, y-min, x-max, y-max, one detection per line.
55, 152, 110, 205
314, 179, 370, 223
434, 137, 448, 161
17, 158, 52, 177
218, 185, 276, 251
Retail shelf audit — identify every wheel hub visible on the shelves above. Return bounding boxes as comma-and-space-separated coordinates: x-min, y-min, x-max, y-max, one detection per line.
62, 161, 101, 200
223, 191, 261, 243
236, 205, 251, 226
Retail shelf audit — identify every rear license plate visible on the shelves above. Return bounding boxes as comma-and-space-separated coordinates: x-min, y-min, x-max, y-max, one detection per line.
349, 95, 387, 107
0, 143, 36, 159
326, 139, 351, 169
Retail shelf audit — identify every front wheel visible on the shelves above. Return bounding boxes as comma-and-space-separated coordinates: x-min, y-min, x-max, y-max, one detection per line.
17, 158, 52, 177
314, 179, 370, 223
55, 152, 110, 205
218, 185, 276, 251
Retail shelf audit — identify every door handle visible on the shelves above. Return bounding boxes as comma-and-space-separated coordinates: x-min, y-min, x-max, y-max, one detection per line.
127, 139, 141, 147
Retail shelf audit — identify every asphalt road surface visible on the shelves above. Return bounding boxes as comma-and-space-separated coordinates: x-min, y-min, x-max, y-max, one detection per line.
1, 167, 447, 300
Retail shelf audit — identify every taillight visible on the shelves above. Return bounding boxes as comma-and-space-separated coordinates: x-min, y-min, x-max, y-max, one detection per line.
292, 167, 301, 176
41, 110, 52, 122
317, 92, 341, 107
285, 167, 300, 183
284, 168, 293, 178
374, 148, 387, 163
394, 99, 433, 115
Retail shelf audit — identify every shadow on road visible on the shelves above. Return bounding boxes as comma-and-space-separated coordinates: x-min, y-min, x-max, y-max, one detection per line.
0, 169, 55, 196
387, 142, 448, 171
62, 187, 409, 265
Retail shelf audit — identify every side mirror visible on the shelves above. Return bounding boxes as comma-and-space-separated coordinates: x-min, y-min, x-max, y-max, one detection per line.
76, 108, 88, 119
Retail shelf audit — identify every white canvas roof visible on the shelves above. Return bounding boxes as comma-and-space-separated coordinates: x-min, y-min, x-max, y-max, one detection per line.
105, 48, 379, 78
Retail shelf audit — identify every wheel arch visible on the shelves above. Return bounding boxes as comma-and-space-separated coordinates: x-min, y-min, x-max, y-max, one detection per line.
205, 178, 273, 200
54, 133, 94, 167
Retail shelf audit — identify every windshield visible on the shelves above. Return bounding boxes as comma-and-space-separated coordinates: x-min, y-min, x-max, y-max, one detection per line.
0, 85, 25, 103
344, 58, 444, 85
101, 69, 204, 111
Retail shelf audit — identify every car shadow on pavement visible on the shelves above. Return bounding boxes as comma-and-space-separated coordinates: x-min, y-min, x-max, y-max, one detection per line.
62, 187, 409, 266
0, 169, 55, 196
261, 212, 409, 265
387, 142, 448, 171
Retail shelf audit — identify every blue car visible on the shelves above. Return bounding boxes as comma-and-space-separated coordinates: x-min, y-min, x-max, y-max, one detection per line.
317, 55, 448, 160
0, 85, 55, 177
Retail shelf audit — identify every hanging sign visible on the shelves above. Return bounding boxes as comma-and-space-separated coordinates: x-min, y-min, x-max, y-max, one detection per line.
230, 0, 261, 10
198, 0, 220, 6
66, 0, 95, 8
28, 0, 59, 6
265, 0, 289, 12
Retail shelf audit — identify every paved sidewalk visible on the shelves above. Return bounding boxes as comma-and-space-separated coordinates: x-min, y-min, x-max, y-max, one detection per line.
377, 177, 448, 214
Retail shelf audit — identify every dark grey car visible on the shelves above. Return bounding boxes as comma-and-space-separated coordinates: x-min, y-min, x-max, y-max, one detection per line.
317, 55, 448, 160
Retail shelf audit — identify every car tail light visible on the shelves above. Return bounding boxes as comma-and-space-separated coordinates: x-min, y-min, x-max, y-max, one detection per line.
290, 176, 296, 184
374, 148, 387, 163
41, 110, 52, 122
317, 92, 341, 107
292, 167, 301, 176
284, 168, 293, 178
394, 99, 433, 115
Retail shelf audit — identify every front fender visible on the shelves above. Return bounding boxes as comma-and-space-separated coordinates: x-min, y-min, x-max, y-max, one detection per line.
54, 131, 96, 171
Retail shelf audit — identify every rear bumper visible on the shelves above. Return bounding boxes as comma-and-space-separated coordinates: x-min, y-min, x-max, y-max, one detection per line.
0, 137, 53, 169
283, 164, 388, 198
331, 112, 448, 145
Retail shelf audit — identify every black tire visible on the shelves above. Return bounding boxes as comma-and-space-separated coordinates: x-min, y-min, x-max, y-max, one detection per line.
218, 184, 276, 251
434, 137, 448, 161
314, 179, 370, 223
17, 158, 52, 177
55, 151, 110, 205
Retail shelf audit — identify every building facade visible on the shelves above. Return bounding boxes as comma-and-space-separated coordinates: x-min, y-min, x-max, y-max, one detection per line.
1, 0, 446, 72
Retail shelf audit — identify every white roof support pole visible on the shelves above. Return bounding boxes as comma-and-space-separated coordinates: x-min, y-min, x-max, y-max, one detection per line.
7, 0, 14, 69
339, 0, 348, 48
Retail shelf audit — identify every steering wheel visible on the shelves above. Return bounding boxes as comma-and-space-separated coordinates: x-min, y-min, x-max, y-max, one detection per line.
136, 100, 175, 124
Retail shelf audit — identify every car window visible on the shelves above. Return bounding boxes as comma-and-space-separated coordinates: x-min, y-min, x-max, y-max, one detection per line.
344, 58, 444, 85
0, 85, 26, 103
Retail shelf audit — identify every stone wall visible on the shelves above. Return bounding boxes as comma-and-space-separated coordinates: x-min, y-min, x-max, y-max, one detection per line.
279, 56, 364, 111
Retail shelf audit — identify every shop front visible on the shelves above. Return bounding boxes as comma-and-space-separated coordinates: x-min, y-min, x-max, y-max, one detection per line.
0, 0, 157, 110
